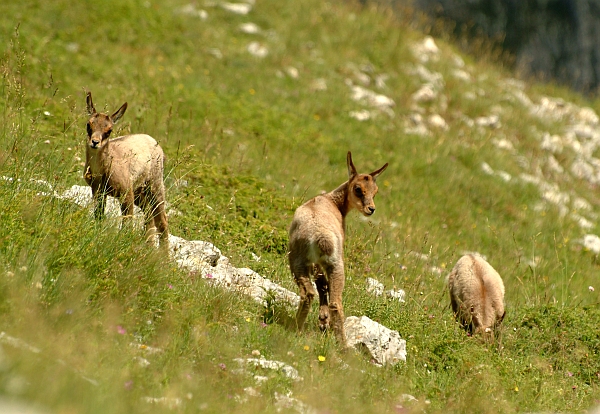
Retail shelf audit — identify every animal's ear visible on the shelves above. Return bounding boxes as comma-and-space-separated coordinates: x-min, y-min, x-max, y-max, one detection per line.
347, 151, 357, 179
369, 162, 388, 180
111, 102, 128, 124
86, 92, 96, 116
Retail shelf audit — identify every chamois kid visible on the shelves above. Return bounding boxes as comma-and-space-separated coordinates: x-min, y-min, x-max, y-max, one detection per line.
84, 92, 168, 245
288, 152, 388, 347
447, 254, 505, 336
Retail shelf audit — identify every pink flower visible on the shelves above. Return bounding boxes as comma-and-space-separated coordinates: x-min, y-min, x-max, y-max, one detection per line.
117, 326, 126, 335
168, 284, 173, 289
124, 380, 133, 390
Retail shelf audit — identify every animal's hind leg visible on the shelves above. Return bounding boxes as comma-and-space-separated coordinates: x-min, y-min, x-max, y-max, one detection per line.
292, 264, 316, 331
323, 262, 347, 348
151, 193, 169, 245
314, 266, 330, 332
137, 189, 157, 243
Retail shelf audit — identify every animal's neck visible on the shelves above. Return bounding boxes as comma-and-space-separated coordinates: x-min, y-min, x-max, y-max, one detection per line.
86, 145, 111, 175
326, 181, 351, 218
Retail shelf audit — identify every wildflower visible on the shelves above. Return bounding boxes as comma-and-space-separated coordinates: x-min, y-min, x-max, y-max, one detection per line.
117, 326, 126, 335
303, 345, 309, 351
124, 380, 133, 390
251, 350, 261, 356
168, 284, 173, 289
245, 317, 251, 322
260, 322, 267, 328
318, 355, 326, 362
589, 286, 595, 292
206, 273, 213, 279
514, 386, 518, 392
218, 363, 226, 370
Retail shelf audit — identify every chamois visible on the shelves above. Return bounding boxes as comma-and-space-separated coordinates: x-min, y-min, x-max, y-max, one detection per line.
288, 152, 388, 346
447, 254, 505, 335
84, 92, 168, 245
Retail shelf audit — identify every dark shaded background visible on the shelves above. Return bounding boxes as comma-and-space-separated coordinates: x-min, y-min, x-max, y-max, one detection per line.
406, 0, 600, 94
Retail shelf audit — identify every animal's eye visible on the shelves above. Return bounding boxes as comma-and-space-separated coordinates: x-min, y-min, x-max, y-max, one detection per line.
86, 124, 92, 136
354, 187, 363, 197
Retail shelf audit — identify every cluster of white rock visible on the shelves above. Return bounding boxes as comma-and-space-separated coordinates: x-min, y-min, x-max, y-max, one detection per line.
401, 34, 600, 256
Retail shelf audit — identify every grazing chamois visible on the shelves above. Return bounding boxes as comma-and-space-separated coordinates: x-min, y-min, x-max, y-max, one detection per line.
84, 92, 168, 245
447, 254, 505, 336
288, 152, 388, 346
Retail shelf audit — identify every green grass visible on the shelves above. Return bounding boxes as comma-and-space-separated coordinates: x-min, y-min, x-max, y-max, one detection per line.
0, 0, 600, 412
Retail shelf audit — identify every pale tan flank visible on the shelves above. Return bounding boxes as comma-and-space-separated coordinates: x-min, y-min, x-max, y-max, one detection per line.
288, 152, 388, 346
447, 254, 505, 335
84, 92, 168, 245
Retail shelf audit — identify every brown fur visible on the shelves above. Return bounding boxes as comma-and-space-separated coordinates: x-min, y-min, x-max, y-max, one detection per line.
84, 92, 168, 245
447, 254, 505, 335
288, 152, 388, 347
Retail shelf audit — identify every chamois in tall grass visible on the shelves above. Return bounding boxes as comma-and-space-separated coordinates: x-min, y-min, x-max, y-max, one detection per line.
84, 92, 168, 245
447, 254, 505, 336
288, 152, 388, 346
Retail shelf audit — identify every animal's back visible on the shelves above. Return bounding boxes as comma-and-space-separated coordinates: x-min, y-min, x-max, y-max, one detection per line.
289, 195, 344, 265
448, 254, 505, 330
109, 134, 164, 186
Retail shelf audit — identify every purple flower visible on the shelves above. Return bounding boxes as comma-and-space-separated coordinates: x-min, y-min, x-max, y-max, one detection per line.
206, 273, 214, 279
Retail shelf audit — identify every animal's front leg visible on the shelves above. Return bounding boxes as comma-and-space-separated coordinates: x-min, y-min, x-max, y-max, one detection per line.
92, 184, 107, 221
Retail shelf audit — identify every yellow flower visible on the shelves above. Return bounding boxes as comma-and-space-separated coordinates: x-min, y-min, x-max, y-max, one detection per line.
249, 88, 256, 95
303, 345, 309, 351
514, 386, 519, 392
318, 355, 326, 362
245, 317, 251, 322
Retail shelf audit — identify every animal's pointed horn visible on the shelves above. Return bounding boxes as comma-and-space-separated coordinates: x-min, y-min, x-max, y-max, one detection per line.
369, 163, 388, 180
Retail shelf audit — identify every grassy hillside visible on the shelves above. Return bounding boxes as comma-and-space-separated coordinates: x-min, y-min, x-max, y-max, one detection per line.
1, 0, 600, 412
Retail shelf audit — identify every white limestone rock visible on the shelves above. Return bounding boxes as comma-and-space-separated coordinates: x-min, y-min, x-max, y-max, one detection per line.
233, 357, 302, 381
344, 315, 406, 366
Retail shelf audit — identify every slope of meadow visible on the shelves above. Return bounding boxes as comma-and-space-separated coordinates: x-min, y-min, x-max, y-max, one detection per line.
1, 0, 600, 412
